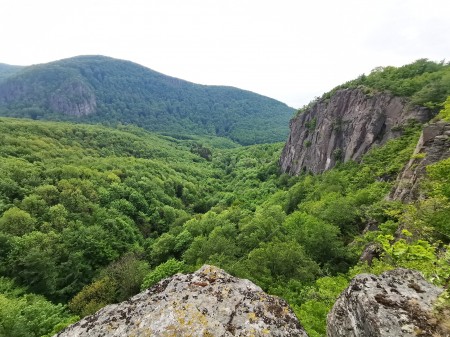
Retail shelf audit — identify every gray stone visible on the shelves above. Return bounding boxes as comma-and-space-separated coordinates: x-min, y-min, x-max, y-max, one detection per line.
327, 268, 443, 337
55, 265, 308, 337
280, 88, 432, 175
390, 121, 450, 202
48, 79, 97, 116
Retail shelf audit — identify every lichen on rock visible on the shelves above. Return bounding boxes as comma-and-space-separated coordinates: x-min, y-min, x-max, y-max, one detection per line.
327, 268, 444, 337
55, 265, 308, 337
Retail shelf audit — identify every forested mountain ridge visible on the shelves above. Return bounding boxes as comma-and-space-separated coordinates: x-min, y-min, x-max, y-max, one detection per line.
0, 55, 294, 145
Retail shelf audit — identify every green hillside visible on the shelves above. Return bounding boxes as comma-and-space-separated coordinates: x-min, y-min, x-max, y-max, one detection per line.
0, 115, 448, 336
0, 63, 23, 82
0, 56, 294, 145
0, 59, 449, 337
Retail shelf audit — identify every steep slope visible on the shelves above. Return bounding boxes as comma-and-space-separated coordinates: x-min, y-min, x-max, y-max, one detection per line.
280, 59, 450, 174
389, 121, 450, 201
280, 88, 431, 174
0, 55, 294, 145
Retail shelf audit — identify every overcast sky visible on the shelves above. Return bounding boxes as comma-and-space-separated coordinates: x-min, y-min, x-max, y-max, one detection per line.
1, 0, 449, 108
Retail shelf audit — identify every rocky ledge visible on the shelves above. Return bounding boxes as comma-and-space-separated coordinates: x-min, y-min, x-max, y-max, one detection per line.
327, 268, 444, 337
55, 265, 307, 337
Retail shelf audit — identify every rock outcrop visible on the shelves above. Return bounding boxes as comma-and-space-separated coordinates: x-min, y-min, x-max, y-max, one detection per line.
389, 121, 450, 202
56, 265, 307, 337
0, 73, 96, 117
48, 79, 97, 116
280, 88, 432, 175
327, 268, 443, 337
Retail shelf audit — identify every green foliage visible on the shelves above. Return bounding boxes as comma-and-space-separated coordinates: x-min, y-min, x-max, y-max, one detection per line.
0, 278, 76, 337
242, 240, 320, 289
321, 59, 450, 109
284, 212, 346, 268
437, 95, 450, 121
141, 259, 186, 290
305, 117, 317, 130
0, 86, 449, 337
68, 277, 116, 317
0, 207, 36, 236
298, 276, 349, 337
0, 56, 294, 145
0, 63, 23, 81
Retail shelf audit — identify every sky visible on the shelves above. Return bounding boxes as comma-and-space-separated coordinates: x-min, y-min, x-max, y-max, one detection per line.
1, 0, 449, 108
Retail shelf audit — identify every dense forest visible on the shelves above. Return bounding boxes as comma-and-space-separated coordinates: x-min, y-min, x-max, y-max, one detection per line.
0, 59, 449, 337
0, 56, 294, 145
0, 64, 23, 82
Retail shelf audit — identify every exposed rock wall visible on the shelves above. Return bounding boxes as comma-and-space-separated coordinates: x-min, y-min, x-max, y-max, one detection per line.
389, 121, 450, 202
327, 268, 443, 337
280, 88, 431, 175
48, 79, 97, 116
0, 77, 96, 117
55, 265, 307, 337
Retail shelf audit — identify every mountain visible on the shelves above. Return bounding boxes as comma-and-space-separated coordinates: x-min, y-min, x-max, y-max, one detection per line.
280, 59, 450, 174
0, 55, 294, 145
0, 63, 23, 81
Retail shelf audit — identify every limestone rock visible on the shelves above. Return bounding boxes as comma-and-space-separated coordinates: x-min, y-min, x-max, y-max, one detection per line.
327, 268, 443, 337
55, 265, 308, 337
389, 121, 450, 202
280, 88, 431, 175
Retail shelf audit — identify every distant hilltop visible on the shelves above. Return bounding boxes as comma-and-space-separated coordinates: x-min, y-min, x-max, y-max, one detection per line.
0, 55, 294, 145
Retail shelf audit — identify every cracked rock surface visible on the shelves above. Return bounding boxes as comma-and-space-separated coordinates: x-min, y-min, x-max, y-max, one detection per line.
55, 265, 307, 337
280, 88, 431, 175
327, 268, 443, 337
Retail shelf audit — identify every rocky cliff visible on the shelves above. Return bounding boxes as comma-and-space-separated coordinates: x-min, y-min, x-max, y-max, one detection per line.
280, 88, 432, 175
389, 121, 450, 202
327, 268, 444, 337
55, 265, 307, 337
0, 74, 96, 117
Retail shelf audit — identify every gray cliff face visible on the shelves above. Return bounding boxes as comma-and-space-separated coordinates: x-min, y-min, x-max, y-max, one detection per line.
389, 121, 450, 202
280, 88, 431, 175
48, 79, 97, 116
0, 77, 96, 117
55, 265, 308, 337
327, 268, 443, 337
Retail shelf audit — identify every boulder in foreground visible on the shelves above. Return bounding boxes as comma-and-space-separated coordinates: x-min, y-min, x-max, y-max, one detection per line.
56, 265, 307, 337
327, 268, 444, 337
